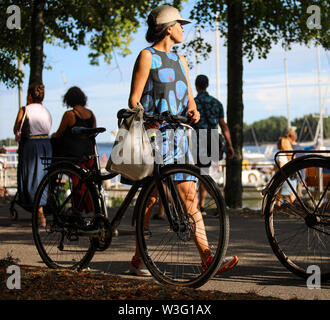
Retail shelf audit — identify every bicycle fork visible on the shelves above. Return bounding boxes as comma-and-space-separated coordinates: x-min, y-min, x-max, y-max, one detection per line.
154, 164, 187, 233
149, 134, 189, 234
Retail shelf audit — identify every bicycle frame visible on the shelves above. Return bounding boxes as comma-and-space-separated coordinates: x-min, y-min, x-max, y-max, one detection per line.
46, 119, 191, 240
95, 164, 185, 236
92, 134, 186, 235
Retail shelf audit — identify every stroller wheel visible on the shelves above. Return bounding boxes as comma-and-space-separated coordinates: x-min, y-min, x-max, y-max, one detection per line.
10, 207, 18, 220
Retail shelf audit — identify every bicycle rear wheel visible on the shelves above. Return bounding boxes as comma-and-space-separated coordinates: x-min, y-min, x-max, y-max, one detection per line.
32, 164, 100, 270
136, 164, 229, 288
264, 157, 330, 280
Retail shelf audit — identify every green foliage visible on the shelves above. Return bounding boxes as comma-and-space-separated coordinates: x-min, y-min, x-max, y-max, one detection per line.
293, 114, 330, 141
243, 116, 288, 144
110, 196, 125, 208
0, 0, 181, 88
190, 0, 329, 62
0, 138, 16, 147
243, 114, 330, 144
0, 0, 31, 88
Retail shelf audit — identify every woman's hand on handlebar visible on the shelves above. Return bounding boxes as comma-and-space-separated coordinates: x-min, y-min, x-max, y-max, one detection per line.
144, 121, 160, 130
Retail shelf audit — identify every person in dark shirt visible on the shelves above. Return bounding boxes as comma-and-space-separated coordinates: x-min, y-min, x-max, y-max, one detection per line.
193, 75, 234, 214
51, 86, 96, 158
193, 75, 238, 271
51, 86, 97, 213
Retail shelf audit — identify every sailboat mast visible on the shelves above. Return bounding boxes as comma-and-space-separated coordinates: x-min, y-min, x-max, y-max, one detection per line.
284, 57, 291, 129
317, 45, 323, 149
215, 13, 220, 101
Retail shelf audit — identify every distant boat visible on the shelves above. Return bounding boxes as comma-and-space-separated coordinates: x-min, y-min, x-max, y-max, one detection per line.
242, 168, 270, 187
243, 144, 275, 161
243, 149, 266, 161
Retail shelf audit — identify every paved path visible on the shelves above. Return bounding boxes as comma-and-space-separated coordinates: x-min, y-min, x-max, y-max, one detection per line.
1, 202, 329, 300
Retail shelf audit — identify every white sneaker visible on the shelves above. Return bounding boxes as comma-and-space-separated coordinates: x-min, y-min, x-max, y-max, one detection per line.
130, 256, 152, 277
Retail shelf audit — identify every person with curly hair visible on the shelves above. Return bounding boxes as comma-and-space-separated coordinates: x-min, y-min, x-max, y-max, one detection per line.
51, 86, 97, 213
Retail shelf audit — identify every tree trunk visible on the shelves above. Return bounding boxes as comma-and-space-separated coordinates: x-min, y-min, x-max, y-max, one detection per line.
28, 0, 45, 86
224, 0, 244, 208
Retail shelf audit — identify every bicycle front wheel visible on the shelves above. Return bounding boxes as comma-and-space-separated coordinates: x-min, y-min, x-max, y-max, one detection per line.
136, 164, 229, 288
32, 164, 100, 270
264, 157, 330, 280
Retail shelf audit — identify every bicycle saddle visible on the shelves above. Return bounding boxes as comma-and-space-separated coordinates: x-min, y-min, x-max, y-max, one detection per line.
72, 127, 106, 136
117, 108, 133, 119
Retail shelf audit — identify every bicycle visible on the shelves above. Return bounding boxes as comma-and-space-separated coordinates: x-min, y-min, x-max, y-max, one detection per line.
32, 109, 229, 288
262, 150, 330, 280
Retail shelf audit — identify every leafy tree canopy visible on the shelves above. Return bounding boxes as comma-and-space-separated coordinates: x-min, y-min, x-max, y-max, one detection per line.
189, 0, 329, 63
0, 0, 184, 88
243, 114, 330, 144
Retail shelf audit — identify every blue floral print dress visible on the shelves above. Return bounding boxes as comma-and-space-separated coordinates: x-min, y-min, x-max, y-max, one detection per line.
140, 47, 194, 174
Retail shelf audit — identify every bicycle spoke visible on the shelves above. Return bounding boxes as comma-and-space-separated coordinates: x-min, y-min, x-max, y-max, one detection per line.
136, 164, 228, 288
32, 167, 98, 270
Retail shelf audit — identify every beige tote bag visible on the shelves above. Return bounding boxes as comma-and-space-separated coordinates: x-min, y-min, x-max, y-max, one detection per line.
106, 104, 154, 180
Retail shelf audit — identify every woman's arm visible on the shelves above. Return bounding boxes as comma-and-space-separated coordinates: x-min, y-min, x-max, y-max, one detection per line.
13, 107, 25, 134
219, 118, 234, 160
178, 55, 200, 124
128, 49, 152, 109
91, 111, 97, 128
51, 111, 75, 138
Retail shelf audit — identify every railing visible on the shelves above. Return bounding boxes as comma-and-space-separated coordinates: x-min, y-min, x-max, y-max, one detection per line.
0, 154, 276, 194
0, 154, 18, 189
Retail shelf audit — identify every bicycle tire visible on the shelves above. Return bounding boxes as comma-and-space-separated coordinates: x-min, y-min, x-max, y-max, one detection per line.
135, 164, 229, 288
32, 163, 100, 270
263, 156, 330, 280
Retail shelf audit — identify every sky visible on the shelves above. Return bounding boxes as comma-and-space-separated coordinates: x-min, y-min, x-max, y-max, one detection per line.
0, 2, 329, 143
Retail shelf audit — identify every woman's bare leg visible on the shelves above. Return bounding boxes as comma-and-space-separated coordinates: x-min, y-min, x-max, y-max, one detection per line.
176, 181, 211, 263
134, 188, 158, 257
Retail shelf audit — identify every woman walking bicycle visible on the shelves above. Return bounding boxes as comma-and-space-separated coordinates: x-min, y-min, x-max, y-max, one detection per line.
127, 5, 238, 276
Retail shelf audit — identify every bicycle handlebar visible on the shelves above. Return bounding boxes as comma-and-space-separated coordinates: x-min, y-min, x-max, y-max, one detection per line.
117, 108, 190, 125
